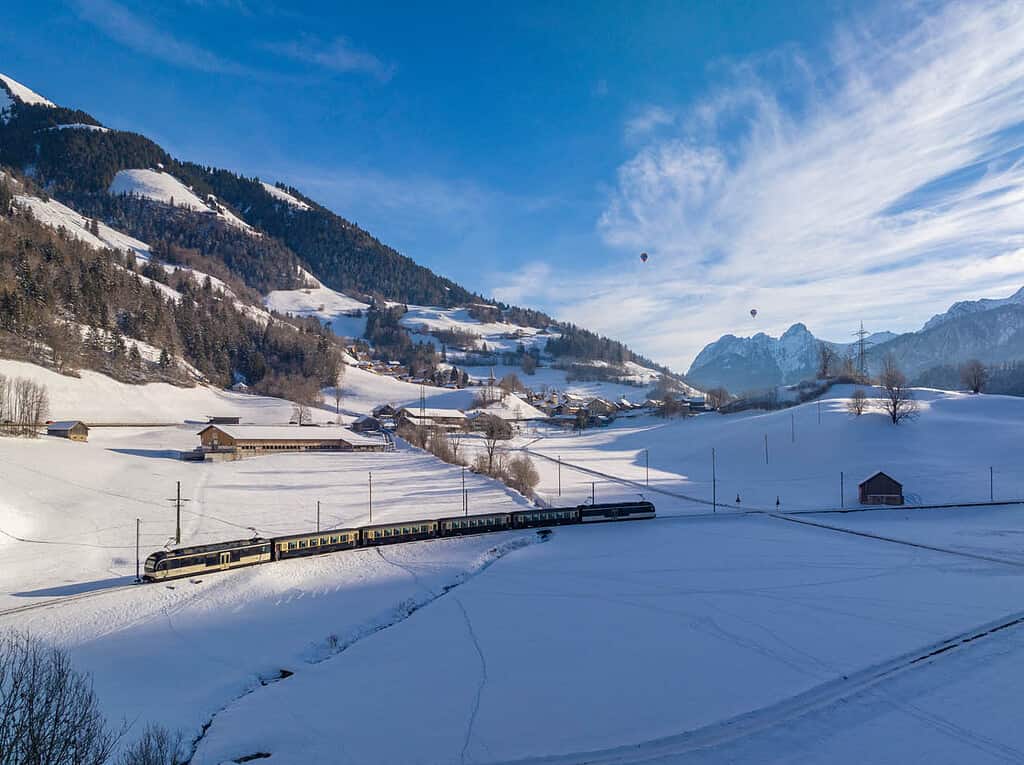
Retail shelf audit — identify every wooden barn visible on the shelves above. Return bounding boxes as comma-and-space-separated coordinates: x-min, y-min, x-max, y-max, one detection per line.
46, 420, 89, 442
197, 425, 384, 455
351, 415, 382, 433
859, 472, 904, 505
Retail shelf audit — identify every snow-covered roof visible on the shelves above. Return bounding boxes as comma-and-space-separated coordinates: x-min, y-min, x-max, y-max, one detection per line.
47, 420, 86, 431
399, 407, 467, 420
199, 424, 381, 446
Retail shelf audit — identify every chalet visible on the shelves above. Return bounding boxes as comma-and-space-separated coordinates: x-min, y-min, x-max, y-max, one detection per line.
372, 404, 399, 418
351, 415, 382, 433
859, 472, 904, 506
46, 420, 89, 442
397, 407, 468, 432
230, 381, 250, 394
586, 398, 618, 417
197, 425, 384, 455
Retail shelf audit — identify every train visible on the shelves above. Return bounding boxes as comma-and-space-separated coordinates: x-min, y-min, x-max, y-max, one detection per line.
142, 500, 656, 582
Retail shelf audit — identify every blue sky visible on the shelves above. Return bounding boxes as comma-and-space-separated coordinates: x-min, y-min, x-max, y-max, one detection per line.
4, 1, 1024, 370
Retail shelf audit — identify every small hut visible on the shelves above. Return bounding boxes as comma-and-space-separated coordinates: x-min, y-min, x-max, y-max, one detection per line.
47, 421, 89, 442
859, 472, 904, 505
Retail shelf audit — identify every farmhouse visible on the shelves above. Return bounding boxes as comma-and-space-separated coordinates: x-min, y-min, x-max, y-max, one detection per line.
197, 424, 384, 454
859, 472, 904, 505
351, 415, 382, 433
397, 407, 468, 431
46, 420, 89, 442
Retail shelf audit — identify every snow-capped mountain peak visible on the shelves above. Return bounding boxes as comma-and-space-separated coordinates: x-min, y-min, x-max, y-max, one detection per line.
922, 286, 1024, 331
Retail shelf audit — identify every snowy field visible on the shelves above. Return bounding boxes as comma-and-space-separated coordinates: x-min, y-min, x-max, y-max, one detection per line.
5, 511, 1024, 763
0, 424, 528, 609
519, 386, 1024, 513
4, 375, 1024, 762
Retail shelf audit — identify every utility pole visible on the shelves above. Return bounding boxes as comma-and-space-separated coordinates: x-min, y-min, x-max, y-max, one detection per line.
817, 401, 821, 425
764, 434, 769, 465
368, 472, 373, 524
316, 500, 320, 533
840, 471, 844, 508
135, 518, 141, 583
462, 466, 467, 515
990, 466, 994, 502
644, 448, 649, 487
166, 481, 190, 545
791, 413, 795, 443
557, 456, 562, 497
712, 447, 717, 513
853, 321, 871, 378
591, 481, 596, 505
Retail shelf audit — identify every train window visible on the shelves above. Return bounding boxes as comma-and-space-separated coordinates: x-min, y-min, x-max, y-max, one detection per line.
298, 540, 306, 548
330, 536, 338, 544
288, 542, 296, 550
320, 537, 328, 545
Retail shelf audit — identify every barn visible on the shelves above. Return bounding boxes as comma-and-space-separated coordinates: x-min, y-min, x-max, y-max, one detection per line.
46, 420, 89, 442
859, 472, 904, 505
197, 424, 384, 455
351, 415, 382, 433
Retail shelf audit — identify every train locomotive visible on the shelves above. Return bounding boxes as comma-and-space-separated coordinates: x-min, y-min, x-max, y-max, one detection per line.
143, 500, 655, 582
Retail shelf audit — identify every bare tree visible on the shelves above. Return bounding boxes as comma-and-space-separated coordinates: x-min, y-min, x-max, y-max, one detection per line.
847, 388, 868, 416
481, 416, 511, 473
117, 724, 185, 765
506, 454, 540, 496
876, 355, 919, 424
705, 387, 730, 410
0, 630, 119, 764
499, 373, 524, 393
448, 426, 465, 464
960, 359, 988, 394
332, 366, 346, 423
291, 402, 312, 425
817, 342, 837, 379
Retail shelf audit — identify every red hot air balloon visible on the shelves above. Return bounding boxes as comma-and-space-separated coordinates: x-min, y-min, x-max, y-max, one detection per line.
750, 309, 758, 319
640, 252, 649, 263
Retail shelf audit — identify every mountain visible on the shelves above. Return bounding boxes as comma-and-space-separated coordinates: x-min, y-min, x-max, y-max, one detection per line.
0, 72, 679, 397
689, 286, 1024, 393
687, 323, 896, 392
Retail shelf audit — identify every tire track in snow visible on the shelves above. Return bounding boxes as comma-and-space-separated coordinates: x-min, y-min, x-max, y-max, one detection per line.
488, 608, 1024, 765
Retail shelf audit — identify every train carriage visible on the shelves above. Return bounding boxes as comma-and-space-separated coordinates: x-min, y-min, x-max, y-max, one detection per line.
579, 501, 656, 523
143, 538, 271, 582
273, 527, 361, 560
361, 518, 438, 546
511, 507, 580, 529
437, 512, 512, 537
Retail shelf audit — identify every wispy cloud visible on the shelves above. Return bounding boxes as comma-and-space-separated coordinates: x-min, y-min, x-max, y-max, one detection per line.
72, 0, 253, 75
623, 105, 675, 142
265, 36, 395, 82
501, 0, 1024, 371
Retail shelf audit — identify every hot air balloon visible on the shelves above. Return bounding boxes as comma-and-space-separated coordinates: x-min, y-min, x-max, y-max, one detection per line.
750, 308, 758, 319
640, 252, 649, 263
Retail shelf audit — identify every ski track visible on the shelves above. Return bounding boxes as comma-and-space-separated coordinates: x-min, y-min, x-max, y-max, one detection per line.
456, 595, 489, 765
485, 608, 1024, 764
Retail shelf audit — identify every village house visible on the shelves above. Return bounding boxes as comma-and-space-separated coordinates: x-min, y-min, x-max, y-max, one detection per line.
197, 424, 384, 456
351, 415, 382, 433
46, 420, 89, 442
397, 407, 468, 432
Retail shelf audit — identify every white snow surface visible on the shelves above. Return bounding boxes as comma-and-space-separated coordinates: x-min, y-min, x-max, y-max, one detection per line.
109, 169, 255, 233
264, 279, 369, 339
0, 72, 55, 107
46, 123, 109, 132
5, 372, 1024, 762
260, 180, 311, 210
14, 193, 151, 258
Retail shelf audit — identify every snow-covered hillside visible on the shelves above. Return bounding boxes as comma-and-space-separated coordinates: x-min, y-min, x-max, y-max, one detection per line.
264, 273, 369, 338
0, 72, 55, 123
109, 168, 255, 233
260, 180, 311, 211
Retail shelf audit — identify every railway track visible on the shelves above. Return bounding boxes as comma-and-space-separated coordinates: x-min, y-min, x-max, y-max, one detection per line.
0, 582, 137, 620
